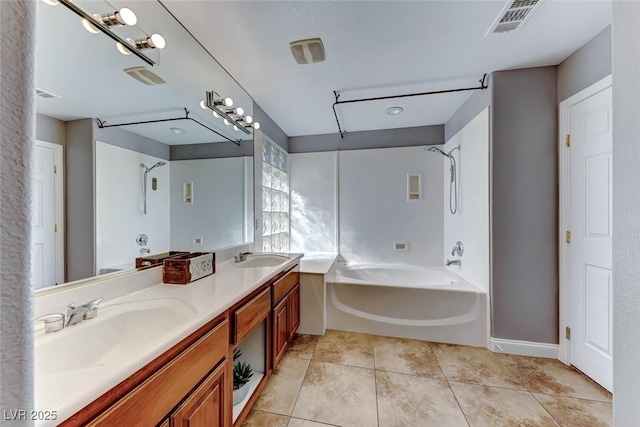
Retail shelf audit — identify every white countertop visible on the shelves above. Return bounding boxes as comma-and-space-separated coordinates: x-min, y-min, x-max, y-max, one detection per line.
34, 253, 303, 426
299, 252, 339, 275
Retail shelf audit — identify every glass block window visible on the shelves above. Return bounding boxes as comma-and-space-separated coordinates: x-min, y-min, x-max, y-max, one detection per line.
261, 137, 289, 252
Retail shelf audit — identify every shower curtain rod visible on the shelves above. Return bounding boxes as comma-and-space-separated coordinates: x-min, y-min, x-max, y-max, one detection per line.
332, 73, 489, 138
96, 108, 243, 146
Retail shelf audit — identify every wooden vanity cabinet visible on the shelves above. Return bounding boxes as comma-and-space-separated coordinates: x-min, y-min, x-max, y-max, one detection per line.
271, 265, 301, 368
72, 314, 231, 427
170, 357, 230, 427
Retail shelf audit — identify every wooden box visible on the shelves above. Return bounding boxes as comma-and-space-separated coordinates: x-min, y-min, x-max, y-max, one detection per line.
136, 251, 189, 268
162, 252, 215, 284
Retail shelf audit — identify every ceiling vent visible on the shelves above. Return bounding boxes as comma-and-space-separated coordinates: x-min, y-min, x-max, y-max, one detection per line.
289, 38, 325, 65
124, 66, 166, 86
486, 0, 543, 35
36, 88, 60, 99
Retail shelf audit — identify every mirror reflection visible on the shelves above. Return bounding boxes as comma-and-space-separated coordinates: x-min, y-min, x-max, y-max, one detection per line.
34, 0, 255, 292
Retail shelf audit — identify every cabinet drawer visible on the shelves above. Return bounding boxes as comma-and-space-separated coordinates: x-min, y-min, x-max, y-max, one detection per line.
272, 268, 300, 305
233, 287, 271, 344
89, 319, 229, 426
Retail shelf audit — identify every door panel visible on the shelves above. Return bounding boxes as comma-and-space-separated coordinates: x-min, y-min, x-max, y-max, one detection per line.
569, 86, 613, 391
32, 144, 57, 289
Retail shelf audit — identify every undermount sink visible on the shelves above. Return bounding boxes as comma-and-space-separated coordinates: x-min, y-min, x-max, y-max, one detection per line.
35, 298, 195, 376
235, 254, 289, 268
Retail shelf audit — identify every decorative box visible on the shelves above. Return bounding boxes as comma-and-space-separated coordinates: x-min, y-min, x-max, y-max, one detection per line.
135, 251, 189, 268
162, 252, 215, 284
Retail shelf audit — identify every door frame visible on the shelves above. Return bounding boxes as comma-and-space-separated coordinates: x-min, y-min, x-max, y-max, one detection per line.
35, 139, 65, 285
558, 75, 612, 365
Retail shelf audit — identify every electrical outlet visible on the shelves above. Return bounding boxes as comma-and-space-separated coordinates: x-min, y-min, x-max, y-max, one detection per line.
393, 241, 408, 251
192, 237, 203, 245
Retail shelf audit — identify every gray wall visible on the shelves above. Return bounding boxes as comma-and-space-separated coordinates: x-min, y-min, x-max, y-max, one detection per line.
171, 139, 253, 160
444, 79, 492, 142
253, 101, 289, 152
36, 113, 65, 145
65, 119, 95, 281
491, 67, 559, 344
558, 26, 611, 102
94, 125, 170, 160
289, 125, 443, 153
612, 3, 640, 423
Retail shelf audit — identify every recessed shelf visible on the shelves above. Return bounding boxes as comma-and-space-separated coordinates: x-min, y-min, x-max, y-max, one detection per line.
232, 373, 264, 423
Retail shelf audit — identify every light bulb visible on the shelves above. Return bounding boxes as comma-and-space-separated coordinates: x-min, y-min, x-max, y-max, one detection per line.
212, 111, 220, 118
223, 119, 230, 126
149, 34, 166, 49
235, 107, 244, 116
200, 100, 207, 110
118, 8, 137, 26
253, 122, 261, 130
244, 115, 253, 124
223, 97, 233, 107
116, 40, 133, 55
233, 125, 239, 131
82, 15, 101, 34
42, 0, 60, 6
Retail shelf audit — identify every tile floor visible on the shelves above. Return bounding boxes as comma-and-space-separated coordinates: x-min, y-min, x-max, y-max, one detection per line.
242, 330, 612, 427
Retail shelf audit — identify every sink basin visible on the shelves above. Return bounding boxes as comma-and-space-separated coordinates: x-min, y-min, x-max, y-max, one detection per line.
35, 298, 195, 376
235, 254, 289, 268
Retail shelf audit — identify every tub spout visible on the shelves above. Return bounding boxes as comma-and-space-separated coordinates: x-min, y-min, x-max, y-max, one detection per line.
446, 259, 461, 266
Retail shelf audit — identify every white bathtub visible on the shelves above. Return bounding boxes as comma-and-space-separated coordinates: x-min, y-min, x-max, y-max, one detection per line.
327, 263, 487, 347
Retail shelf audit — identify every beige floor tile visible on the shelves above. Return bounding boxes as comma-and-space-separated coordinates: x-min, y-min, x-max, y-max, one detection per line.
534, 393, 613, 427
242, 409, 289, 427
376, 371, 467, 427
450, 382, 559, 427
253, 356, 310, 415
286, 334, 320, 360
292, 361, 377, 426
431, 343, 523, 389
500, 355, 612, 402
373, 336, 444, 379
288, 418, 338, 427
313, 330, 374, 369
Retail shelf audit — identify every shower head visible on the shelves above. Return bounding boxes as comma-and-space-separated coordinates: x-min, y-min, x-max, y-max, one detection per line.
141, 161, 167, 172
425, 146, 448, 157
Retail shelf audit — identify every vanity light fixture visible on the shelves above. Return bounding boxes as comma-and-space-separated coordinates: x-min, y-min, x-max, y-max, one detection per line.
82, 8, 137, 34
203, 91, 259, 135
53, 0, 162, 66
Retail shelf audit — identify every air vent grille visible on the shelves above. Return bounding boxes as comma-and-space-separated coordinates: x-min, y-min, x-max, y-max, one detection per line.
36, 88, 60, 99
124, 66, 166, 86
486, 0, 542, 35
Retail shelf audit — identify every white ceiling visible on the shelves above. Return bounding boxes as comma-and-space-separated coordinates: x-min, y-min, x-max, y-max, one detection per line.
163, 0, 612, 137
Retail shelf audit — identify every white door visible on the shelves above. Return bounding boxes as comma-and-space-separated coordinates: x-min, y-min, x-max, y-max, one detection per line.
32, 141, 62, 290
569, 86, 613, 391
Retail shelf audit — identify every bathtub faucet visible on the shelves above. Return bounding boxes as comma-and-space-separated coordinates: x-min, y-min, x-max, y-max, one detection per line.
446, 259, 461, 267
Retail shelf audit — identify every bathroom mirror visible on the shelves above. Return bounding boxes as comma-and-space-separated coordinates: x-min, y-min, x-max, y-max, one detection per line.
34, 0, 255, 292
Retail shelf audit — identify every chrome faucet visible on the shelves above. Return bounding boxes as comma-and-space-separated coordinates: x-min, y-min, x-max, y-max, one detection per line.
234, 252, 253, 263
446, 259, 461, 267
66, 298, 103, 326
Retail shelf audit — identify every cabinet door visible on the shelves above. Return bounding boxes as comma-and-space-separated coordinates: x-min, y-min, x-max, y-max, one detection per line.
171, 360, 229, 427
273, 298, 289, 367
287, 284, 300, 341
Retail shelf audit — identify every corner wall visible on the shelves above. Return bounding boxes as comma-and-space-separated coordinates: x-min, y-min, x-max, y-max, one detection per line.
558, 26, 612, 102
612, 3, 640, 424
491, 67, 559, 344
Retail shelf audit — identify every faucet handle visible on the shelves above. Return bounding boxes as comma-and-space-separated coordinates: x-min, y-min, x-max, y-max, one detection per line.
37, 313, 65, 333
82, 298, 103, 320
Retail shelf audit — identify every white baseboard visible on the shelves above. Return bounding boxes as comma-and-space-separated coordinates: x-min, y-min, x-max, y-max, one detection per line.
490, 337, 559, 359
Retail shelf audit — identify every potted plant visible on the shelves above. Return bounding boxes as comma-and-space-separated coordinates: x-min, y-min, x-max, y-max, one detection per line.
233, 348, 254, 405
